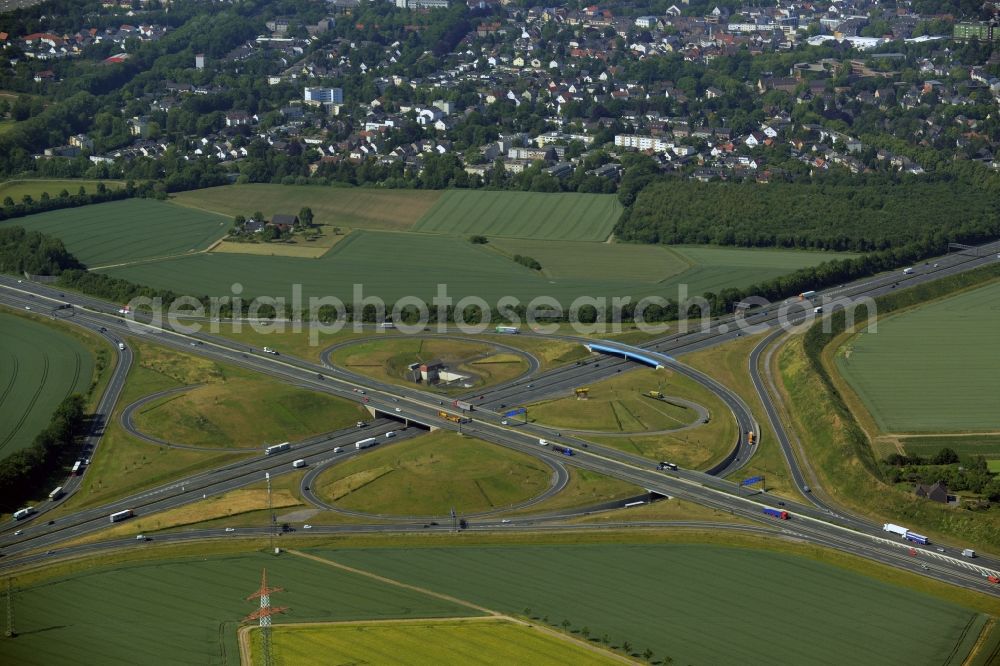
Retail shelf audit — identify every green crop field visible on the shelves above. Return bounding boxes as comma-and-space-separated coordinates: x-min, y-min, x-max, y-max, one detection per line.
487, 238, 691, 282
313, 430, 552, 515
102, 229, 565, 303
0, 179, 124, 202
836, 281, 1000, 432
131, 377, 369, 449
324, 544, 983, 666
101, 228, 844, 306
2, 552, 472, 666
669, 245, 856, 295
172, 184, 441, 231
413, 190, 622, 241
0, 312, 94, 457
261, 619, 619, 666
2, 199, 226, 268
900, 435, 1000, 461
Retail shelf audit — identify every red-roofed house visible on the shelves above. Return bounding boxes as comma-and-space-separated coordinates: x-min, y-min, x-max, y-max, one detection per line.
23, 33, 64, 47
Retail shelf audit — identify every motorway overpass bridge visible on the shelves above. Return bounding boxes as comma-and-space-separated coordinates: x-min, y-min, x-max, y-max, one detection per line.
583, 342, 665, 369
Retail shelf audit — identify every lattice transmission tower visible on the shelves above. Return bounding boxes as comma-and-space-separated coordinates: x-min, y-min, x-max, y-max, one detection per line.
243, 569, 288, 666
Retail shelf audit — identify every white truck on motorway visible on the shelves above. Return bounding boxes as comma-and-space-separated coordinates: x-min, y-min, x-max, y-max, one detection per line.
883, 523, 908, 537
902, 267, 914, 275
12, 507, 35, 521
355, 437, 378, 450
962, 548, 976, 558
292, 459, 306, 468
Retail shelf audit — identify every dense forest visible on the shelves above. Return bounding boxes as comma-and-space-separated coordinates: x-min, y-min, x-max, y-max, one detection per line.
615, 176, 1000, 252
0, 227, 82, 276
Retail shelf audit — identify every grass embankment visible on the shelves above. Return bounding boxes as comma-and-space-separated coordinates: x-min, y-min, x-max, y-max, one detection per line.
329, 337, 528, 393
64, 488, 304, 547
507, 468, 641, 516
528, 368, 735, 469
131, 375, 367, 449
172, 184, 441, 231
313, 431, 552, 515
562, 496, 747, 525
680, 331, 804, 500
775, 261, 1000, 552
257, 618, 623, 666
484, 335, 589, 371
0, 308, 102, 459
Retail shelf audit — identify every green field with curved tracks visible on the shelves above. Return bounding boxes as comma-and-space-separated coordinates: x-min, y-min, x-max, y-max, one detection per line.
1, 539, 993, 665
0, 311, 94, 457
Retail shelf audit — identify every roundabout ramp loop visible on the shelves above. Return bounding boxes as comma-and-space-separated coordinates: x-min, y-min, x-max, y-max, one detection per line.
298, 438, 570, 521
120, 385, 262, 453
320, 333, 541, 394
584, 339, 759, 477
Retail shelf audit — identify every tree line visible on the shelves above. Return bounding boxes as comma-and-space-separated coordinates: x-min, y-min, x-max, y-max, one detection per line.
0, 182, 140, 228
615, 176, 1000, 252
0, 226, 82, 276
0, 394, 86, 512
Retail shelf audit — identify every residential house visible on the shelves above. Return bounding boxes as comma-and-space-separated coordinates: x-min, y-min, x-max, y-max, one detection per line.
914, 481, 950, 504
270, 214, 299, 231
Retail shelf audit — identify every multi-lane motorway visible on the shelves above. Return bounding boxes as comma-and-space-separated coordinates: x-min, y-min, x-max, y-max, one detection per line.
2, 241, 1000, 596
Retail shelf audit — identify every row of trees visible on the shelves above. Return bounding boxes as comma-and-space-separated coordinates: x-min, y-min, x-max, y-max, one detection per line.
0, 182, 139, 228
616, 175, 1000, 252
0, 395, 86, 512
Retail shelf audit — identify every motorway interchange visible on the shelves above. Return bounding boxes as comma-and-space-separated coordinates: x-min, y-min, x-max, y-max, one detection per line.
2, 241, 1000, 598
